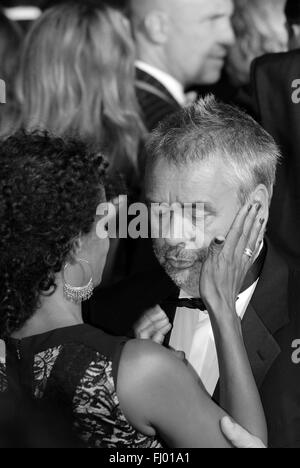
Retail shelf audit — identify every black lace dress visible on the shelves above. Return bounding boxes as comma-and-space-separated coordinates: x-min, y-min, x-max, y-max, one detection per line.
0, 324, 162, 448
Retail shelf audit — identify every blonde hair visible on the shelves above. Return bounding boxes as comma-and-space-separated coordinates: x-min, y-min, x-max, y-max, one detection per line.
0, 11, 22, 137
227, 0, 288, 86
16, 2, 144, 176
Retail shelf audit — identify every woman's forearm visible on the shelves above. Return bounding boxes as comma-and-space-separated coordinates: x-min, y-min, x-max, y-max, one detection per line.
210, 310, 268, 446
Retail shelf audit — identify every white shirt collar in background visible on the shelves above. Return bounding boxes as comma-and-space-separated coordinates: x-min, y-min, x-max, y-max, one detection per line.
4, 7, 41, 21
135, 61, 186, 106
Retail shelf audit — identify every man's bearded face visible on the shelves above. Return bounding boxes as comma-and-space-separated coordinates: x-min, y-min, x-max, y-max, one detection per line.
146, 159, 241, 297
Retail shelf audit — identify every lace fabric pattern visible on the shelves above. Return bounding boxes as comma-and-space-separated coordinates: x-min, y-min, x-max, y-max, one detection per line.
30, 342, 162, 449
34, 346, 62, 399
73, 353, 162, 448
1, 336, 162, 448
0, 363, 7, 393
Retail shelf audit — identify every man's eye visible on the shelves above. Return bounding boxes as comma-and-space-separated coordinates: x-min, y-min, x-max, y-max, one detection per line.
192, 211, 214, 224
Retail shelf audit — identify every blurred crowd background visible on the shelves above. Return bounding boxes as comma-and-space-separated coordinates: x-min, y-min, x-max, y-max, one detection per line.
1, 0, 300, 447
1, 0, 300, 274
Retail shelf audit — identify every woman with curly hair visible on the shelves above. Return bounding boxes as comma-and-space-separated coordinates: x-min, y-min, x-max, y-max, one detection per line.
0, 10, 23, 137
16, 0, 144, 185
0, 131, 267, 448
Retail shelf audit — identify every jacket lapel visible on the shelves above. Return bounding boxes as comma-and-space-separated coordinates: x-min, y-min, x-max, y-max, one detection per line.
162, 240, 290, 394
242, 242, 290, 386
135, 67, 181, 109
162, 295, 179, 346
214, 241, 290, 401
241, 304, 281, 388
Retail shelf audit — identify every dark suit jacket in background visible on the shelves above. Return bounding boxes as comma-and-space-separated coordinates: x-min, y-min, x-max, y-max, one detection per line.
162, 241, 300, 448
135, 67, 181, 133
251, 51, 300, 268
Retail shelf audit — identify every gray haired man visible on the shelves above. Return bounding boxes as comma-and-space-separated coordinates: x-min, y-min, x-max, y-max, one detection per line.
137, 96, 300, 448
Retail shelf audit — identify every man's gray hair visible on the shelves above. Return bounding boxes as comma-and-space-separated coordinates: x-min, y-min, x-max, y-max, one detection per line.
146, 95, 281, 204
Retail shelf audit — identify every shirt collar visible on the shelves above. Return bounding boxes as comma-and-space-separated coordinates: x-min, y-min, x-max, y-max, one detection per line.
179, 280, 259, 321
136, 60, 186, 106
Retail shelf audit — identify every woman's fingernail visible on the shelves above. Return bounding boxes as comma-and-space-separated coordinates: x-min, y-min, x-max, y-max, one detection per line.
260, 218, 265, 225
215, 237, 225, 244
248, 204, 253, 212
256, 203, 262, 212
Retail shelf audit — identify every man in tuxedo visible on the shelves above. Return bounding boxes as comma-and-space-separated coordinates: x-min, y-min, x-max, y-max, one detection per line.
247, 0, 300, 269
285, 0, 300, 49
84, 0, 234, 331
139, 96, 300, 448
123, 0, 235, 299
250, 49, 300, 268
128, 0, 235, 131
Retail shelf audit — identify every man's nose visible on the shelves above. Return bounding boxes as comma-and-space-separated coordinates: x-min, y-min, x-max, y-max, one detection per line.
220, 20, 235, 48
164, 212, 194, 247
165, 235, 187, 248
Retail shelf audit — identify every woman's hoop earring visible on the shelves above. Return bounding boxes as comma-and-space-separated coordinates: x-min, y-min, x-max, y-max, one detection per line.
62, 258, 94, 304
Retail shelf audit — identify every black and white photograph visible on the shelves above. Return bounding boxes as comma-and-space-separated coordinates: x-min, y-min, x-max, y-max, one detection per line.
0, 0, 300, 452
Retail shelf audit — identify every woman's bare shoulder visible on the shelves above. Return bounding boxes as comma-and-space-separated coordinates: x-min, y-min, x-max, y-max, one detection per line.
123, 338, 175, 367
116, 339, 188, 435
119, 339, 184, 391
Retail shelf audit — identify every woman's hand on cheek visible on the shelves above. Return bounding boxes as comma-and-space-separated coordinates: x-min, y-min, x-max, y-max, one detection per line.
199, 203, 265, 320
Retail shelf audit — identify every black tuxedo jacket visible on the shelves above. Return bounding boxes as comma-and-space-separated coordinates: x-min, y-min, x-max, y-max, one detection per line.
135, 67, 181, 132
251, 51, 300, 268
162, 242, 300, 448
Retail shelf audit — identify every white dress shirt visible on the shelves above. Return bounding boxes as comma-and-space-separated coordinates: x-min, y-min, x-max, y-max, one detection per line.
135, 61, 186, 106
169, 279, 259, 396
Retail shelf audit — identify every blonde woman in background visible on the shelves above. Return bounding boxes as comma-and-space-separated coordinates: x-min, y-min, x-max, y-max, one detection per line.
0, 10, 23, 137
16, 0, 145, 284
16, 0, 144, 188
226, 0, 288, 87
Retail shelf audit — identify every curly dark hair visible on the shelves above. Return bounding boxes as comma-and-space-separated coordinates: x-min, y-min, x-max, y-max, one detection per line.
0, 131, 108, 338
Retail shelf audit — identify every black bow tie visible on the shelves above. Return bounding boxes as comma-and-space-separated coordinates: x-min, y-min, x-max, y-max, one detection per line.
161, 244, 267, 312
171, 298, 207, 311
162, 297, 207, 311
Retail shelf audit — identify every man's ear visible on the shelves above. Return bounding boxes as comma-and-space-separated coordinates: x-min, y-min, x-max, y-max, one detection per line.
249, 184, 270, 231
144, 10, 169, 44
